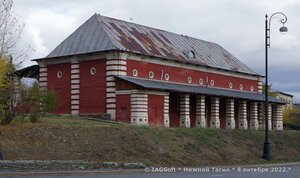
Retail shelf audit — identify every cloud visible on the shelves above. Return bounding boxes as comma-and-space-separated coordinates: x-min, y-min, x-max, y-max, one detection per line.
12, 0, 300, 102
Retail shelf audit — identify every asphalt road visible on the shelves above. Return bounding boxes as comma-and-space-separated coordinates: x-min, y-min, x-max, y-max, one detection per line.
0, 165, 299, 178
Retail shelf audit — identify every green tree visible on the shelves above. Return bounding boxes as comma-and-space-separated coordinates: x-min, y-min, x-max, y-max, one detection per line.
26, 82, 58, 116
0, 57, 9, 88
262, 83, 277, 97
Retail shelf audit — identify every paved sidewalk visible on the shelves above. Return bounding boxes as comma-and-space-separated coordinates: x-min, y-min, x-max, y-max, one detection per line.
0, 161, 299, 177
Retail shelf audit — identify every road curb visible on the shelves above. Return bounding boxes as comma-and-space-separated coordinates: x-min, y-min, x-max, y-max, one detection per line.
0, 160, 145, 172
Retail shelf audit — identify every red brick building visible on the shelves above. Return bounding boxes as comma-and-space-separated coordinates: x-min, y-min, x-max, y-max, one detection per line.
34, 14, 284, 130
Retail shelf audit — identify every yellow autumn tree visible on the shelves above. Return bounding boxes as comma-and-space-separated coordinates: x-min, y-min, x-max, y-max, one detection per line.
0, 57, 9, 88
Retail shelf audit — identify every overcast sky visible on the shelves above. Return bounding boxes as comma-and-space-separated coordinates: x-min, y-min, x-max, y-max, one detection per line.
13, 0, 300, 102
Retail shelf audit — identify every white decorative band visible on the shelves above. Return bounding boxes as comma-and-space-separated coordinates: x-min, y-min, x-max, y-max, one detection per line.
107, 82, 116, 87
39, 77, 47, 82
106, 60, 127, 65
39, 73, 47, 77
71, 100, 79, 105
39, 67, 47, 72
71, 79, 80, 84
106, 66, 127, 71
39, 82, 47, 87
71, 85, 79, 89
106, 76, 115, 81
71, 95, 79, 100
71, 64, 79, 69
107, 98, 116, 103
71, 74, 80, 79
71, 105, 79, 110
106, 71, 127, 76
71, 69, 80, 74
71, 90, 80, 94
106, 104, 116, 109
106, 87, 116, 92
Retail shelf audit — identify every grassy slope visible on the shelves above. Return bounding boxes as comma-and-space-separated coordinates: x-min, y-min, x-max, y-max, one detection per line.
0, 116, 299, 166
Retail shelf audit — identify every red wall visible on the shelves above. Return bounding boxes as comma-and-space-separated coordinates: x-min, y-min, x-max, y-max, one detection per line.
148, 95, 164, 126
116, 94, 131, 123
127, 59, 258, 92
79, 59, 106, 113
47, 63, 71, 114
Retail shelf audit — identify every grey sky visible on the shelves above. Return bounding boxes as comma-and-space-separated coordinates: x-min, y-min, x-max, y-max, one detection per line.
13, 0, 300, 102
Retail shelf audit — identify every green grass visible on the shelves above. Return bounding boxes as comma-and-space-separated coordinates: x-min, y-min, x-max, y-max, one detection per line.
1, 115, 299, 166
8, 114, 125, 127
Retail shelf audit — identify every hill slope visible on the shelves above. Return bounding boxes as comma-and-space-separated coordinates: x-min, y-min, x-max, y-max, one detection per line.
0, 116, 299, 166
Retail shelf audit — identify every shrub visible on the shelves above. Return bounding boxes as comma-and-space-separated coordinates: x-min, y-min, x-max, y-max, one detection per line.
283, 107, 300, 130
29, 113, 40, 123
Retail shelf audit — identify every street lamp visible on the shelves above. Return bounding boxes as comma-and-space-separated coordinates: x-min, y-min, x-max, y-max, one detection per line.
262, 12, 288, 161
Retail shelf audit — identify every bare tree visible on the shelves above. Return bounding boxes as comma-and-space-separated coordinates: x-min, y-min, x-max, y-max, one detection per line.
0, 0, 25, 64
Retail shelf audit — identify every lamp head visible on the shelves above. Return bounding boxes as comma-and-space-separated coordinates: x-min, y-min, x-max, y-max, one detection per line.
279, 26, 288, 33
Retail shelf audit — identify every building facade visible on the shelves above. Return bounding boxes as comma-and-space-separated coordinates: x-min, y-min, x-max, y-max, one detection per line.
273, 90, 293, 108
34, 14, 284, 130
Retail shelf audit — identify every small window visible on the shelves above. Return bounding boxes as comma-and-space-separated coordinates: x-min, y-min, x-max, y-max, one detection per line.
149, 71, 154, 79
210, 80, 215, 86
199, 78, 203, 85
229, 83, 233, 89
132, 69, 138, 77
240, 84, 243, 90
57, 71, 62, 78
90, 67, 96, 75
165, 73, 170, 81
187, 77, 192, 84
188, 50, 195, 59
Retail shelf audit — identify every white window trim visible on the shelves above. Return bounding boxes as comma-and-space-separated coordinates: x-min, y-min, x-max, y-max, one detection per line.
187, 77, 192, 84
199, 78, 203, 85
149, 71, 154, 79
133, 69, 138, 77
90, 67, 96, 75
165, 73, 170, 81
57, 71, 62, 78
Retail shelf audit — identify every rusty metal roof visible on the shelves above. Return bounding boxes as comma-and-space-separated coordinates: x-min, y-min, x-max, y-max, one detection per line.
45, 13, 258, 75
117, 76, 284, 104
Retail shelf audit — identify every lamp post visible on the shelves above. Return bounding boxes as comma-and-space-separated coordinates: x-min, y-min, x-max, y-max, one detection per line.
262, 12, 288, 161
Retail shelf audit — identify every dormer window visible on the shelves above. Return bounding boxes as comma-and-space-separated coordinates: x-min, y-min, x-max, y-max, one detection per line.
188, 50, 195, 59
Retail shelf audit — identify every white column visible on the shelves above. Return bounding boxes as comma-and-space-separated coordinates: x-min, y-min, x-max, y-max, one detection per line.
258, 103, 263, 130
71, 60, 80, 115
268, 104, 272, 130
13, 77, 21, 107
131, 93, 148, 126
249, 102, 259, 130
180, 94, 190, 128
210, 97, 220, 129
164, 94, 170, 127
106, 52, 128, 120
258, 78, 263, 94
272, 105, 283, 131
39, 63, 47, 92
38, 63, 48, 112
238, 100, 248, 129
196, 95, 206, 128
226, 98, 235, 129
